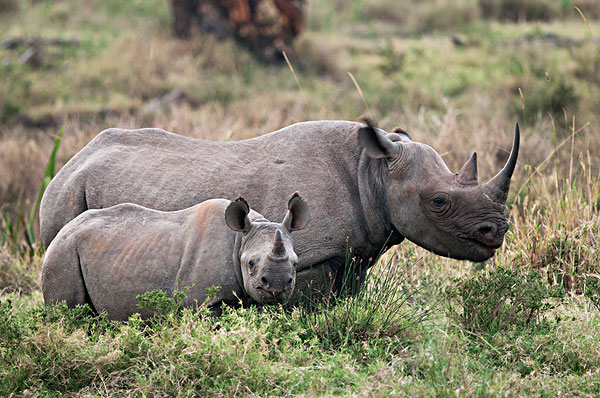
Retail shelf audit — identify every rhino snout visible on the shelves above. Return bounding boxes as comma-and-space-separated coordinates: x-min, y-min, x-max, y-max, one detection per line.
257, 272, 294, 293
254, 269, 295, 304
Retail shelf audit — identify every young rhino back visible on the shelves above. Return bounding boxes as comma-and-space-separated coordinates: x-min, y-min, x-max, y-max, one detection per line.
43, 199, 245, 321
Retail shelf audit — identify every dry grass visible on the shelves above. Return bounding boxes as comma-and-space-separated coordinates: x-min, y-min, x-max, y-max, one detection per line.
0, 249, 41, 295
1, 2, 600, 394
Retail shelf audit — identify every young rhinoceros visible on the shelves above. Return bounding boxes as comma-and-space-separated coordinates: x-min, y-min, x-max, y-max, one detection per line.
41, 194, 310, 320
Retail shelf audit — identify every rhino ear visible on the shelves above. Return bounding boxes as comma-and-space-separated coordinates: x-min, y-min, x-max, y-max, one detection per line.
391, 127, 412, 142
283, 192, 310, 231
225, 196, 251, 233
357, 117, 399, 159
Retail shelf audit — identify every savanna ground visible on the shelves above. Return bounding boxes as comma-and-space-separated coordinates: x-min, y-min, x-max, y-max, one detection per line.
1, 0, 600, 396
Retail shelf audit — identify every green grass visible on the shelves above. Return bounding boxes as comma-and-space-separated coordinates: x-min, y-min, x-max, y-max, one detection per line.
2, 255, 600, 397
1, 0, 600, 396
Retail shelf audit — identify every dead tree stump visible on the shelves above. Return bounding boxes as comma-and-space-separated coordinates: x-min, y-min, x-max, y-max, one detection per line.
170, 0, 305, 62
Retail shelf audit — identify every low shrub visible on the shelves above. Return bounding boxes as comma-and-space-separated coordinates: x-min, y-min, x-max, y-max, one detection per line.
512, 78, 580, 123
0, 0, 18, 13
445, 266, 563, 336
479, 0, 561, 21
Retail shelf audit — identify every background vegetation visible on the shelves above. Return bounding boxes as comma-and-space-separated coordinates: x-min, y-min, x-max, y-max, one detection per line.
1, 0, 599, 396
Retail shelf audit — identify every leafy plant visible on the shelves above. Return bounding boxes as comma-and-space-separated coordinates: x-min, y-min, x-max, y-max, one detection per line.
136, 286, 190, 318
135, 283, 220, 319
445, 266, 563, 336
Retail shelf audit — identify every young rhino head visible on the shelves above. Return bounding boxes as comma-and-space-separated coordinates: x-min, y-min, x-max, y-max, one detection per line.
225, 193, 310, 304
358, 119, 520, 262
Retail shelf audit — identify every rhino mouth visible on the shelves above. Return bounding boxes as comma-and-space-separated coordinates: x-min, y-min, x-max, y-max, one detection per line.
466, 237, 502, 250
254, 288, 293, 305
463, 237, 502, 259
260, 295, 291, 305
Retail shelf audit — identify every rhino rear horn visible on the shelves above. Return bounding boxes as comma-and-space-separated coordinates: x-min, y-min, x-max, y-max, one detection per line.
457, 152, 478, 185
483, 123, 520, 203
282, 192, 310, 231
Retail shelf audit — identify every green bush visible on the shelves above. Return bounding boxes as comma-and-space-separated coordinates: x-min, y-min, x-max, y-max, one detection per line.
512, 79, 580, 123
479, 0, 561, 21
445, 266, 563, 336
0, 0, 18, 13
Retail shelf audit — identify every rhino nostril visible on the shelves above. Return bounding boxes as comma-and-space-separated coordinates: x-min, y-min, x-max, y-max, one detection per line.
261, 275, 270, 287
477, 224, 496, 239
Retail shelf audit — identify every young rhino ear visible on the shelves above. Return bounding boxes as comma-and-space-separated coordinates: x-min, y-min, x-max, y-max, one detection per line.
357, 117, 399, 159
283, 192, 310, 231
225, 196, 251, 232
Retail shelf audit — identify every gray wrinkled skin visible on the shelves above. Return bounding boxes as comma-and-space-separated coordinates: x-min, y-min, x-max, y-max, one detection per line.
42, 195, 309, 320
40, 120, 519, 301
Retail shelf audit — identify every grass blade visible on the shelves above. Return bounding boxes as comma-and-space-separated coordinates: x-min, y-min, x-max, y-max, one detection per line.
25, 126, 64, 248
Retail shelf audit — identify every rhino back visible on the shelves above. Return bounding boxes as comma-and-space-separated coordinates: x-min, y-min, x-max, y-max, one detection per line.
42, 121, 371, 268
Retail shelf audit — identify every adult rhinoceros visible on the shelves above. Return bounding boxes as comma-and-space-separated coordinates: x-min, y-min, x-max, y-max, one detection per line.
40, 119, 519, 300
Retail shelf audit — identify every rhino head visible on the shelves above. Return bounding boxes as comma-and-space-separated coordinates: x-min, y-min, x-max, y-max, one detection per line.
225, 193, 310, 304
358, 119, 520, 262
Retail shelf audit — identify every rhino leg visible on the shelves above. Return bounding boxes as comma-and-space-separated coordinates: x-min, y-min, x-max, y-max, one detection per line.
42, 243, 91, 311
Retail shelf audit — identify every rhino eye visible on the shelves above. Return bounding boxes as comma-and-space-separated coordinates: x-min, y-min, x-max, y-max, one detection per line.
248, 260, 255, 269
432, 197, 447, 207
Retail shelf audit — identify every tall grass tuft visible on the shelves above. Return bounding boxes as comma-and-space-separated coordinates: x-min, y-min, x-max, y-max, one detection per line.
295, 254, 431, 351
507, 123, 599, 291
1, 127, 63, 255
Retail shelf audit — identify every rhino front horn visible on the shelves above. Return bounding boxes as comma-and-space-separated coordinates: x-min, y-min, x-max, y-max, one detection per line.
484, 123, 520, 203
270, 229, 287, 258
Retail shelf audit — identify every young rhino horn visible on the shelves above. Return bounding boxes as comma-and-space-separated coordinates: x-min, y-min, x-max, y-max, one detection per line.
457, 152, 478, 185
270, 229, 287, 258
